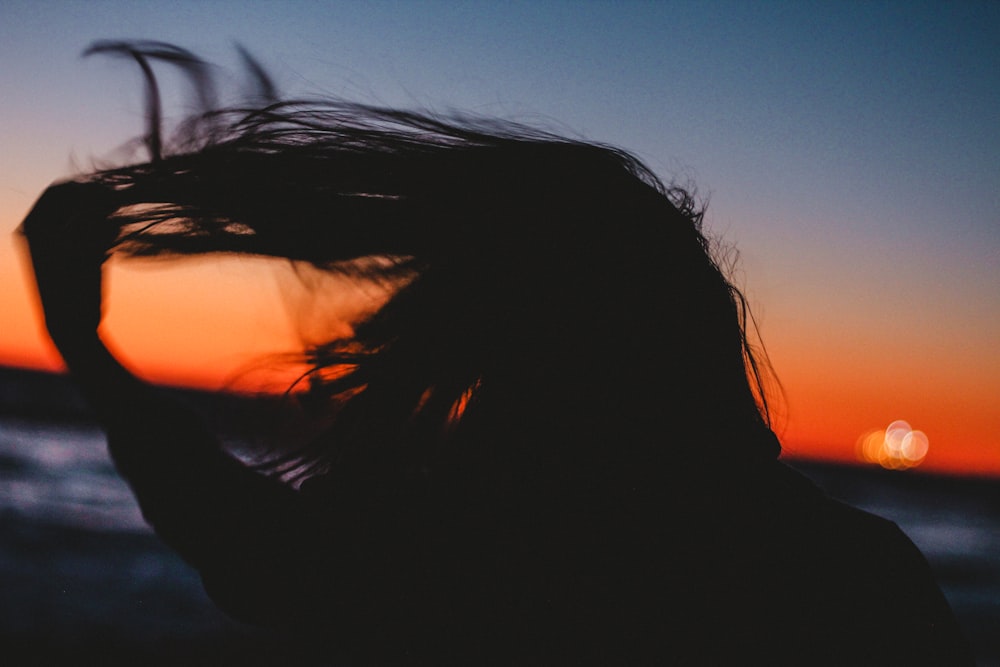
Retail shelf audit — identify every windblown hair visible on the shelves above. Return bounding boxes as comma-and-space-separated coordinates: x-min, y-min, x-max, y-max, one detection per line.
86, 42, 780, 481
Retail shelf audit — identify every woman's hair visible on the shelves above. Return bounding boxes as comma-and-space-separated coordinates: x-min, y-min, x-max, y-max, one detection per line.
86, 42, 780, 480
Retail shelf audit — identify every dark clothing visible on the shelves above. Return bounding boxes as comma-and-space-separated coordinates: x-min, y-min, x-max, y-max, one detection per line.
141, 438, 969, 665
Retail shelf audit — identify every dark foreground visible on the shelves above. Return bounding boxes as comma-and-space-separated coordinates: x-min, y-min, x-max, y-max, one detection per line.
2, 460, 997, 666
0, 368, 996, 665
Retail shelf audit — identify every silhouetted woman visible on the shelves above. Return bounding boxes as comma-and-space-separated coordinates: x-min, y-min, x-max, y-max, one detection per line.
21, 43, 971, 665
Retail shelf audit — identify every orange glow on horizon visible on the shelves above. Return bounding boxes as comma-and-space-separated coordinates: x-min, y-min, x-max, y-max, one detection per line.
763, 313, 1000, 476
2, 209, 997, 476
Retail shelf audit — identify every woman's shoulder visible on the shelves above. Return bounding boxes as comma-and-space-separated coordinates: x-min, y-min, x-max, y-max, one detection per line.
755, 463, 973, 664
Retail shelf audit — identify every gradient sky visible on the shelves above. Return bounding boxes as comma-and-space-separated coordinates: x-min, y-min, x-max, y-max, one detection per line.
1, 1, 998, 475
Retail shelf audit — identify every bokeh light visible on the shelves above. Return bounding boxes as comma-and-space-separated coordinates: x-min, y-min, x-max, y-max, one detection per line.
856, 420, 929, 470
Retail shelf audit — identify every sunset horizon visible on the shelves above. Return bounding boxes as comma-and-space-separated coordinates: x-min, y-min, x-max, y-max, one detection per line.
2, 251, 995, 477
2, 2, 997, 477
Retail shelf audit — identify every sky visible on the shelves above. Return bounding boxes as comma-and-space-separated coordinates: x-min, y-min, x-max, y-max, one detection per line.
1, 1, 998, 475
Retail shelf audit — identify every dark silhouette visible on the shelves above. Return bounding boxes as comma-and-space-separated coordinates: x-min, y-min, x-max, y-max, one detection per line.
20, 43, 971, 664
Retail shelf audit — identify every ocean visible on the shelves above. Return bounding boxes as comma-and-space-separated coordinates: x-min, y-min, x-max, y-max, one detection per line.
1, 414, 997, 665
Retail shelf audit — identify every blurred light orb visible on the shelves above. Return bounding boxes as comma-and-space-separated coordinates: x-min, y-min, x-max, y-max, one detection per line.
855, 420, 928, 470
901, 430, 929, 461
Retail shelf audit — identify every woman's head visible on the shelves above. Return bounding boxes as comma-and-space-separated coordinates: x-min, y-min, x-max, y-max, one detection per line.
88, 42, 779, 477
